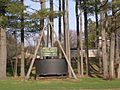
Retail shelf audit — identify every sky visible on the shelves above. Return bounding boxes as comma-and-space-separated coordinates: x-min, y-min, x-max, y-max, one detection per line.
23, 0, 97, 46
24, 0, 77, 31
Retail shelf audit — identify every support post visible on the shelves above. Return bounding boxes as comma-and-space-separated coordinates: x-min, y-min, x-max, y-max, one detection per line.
25, 24, 47, 79
49, 21, 77, 79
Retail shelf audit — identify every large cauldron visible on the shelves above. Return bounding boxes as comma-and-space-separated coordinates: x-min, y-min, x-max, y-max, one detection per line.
35, 59, 68, 76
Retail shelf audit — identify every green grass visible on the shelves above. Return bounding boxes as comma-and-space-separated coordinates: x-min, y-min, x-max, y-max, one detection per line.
0, 77, 120, 90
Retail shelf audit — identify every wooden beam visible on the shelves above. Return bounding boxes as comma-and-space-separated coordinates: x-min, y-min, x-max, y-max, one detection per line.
49, 21, 77, 79
57, 38, 77, 79
25, 24, 47, 79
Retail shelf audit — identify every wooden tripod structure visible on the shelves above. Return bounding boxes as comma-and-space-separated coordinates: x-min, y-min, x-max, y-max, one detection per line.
25, 20, 77, 79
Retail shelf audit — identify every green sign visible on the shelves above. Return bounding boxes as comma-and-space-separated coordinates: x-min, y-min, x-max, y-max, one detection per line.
42, 47, 57, 56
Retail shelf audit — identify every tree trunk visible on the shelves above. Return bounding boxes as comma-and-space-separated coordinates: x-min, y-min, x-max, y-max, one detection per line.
40, 0, 45, 30
40, 0, 45, 59
40, 0, 45, 39
118, 63, 120, 78
95, 0, 99, 47
14, 58, 18, 77
12, 30, 18, 77
50, 0, 54, 47
62, 0, 71, 77
64, 0, 71, 77
0, 27, 7, 79
83, 0, 90, 76
76, 0, 80, 76
116, 34, 120, 79
20, 0, 25, 78
101, 29, 108, 79
100, 0, 109, 79
80, 11, 84, 77
109, 32, 115, 79
58, 0, 62, 58
62, 0, 65, 50
108, 0, 116, 79
95, 0, 102, 73
101, 14, 109, 79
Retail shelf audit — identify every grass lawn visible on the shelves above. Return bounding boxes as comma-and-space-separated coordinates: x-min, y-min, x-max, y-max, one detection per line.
0, 77, 120, 90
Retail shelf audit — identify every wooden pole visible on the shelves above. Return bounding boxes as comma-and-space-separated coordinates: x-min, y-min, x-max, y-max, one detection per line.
49, 21, 77, 79
25, 24, 47, 79
56, 38, 77, 79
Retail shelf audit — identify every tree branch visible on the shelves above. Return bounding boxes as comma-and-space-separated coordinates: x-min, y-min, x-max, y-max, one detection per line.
99, 0, 108, 10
